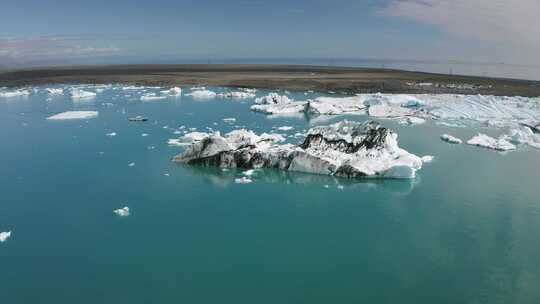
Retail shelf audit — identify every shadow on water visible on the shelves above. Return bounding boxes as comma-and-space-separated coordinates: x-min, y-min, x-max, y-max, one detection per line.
178, 164, 419, 196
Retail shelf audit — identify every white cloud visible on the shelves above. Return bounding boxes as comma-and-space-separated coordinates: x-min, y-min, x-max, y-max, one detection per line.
381, 0, 540, 60
0, 35, 122, 67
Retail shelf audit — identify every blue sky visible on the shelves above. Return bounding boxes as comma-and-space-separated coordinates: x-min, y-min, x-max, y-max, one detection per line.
1, 0, 539, 73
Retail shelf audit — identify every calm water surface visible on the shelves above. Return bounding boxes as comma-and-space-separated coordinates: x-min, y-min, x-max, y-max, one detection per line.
1, 86, 540, 303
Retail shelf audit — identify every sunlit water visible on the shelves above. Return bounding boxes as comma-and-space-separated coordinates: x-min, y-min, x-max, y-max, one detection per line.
1, 86, 540, 304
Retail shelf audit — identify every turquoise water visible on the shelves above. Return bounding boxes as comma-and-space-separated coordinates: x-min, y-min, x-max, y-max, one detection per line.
1, 86, 540, 303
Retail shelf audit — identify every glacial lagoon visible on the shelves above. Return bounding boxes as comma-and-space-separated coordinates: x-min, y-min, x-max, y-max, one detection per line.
1, 85, 540, 303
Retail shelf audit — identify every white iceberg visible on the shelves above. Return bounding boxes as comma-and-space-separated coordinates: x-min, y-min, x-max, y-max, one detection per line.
368, 105, 414, 118
277, 126, 294, 131
174, 121, 425, 179
441, 134, 463, 144
467, 134, 516, 151
187, 90, 217, 99
309, 96, 367, 115
504, 126, 540, 149
105, 132, 117, 137
398, 117, 426, 125
113, 207, 130, 217
0, 89, 31, 98
47, 111, 99, 120
254, 93, 293, 105
223, 118, 236, 123
217, 91, 256, 99
46, 88, 64, 95
70, 89, 96, 99
168, 131, 209, 147
140, 93, 167, 101
421, 155, 435, 163
160, 87, 182, 96
0, 231, 11, 242
235, 177, 253, 184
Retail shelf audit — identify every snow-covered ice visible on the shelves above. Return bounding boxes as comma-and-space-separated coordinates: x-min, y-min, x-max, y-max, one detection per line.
46, 88, 64, 95
441, 134, 463, 144
187, 90, 217, 99
113, 207, 130, 217
70, 89, 96, 99
467, 134, 517, 151
235, 177, 253, 184
174, 121, 425, 179
47, 111, 99, 120
0, 89, 31, 98
0, 231, 12, 242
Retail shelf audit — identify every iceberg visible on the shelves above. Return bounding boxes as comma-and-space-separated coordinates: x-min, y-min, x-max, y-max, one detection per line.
254, 93, 293, 105
160, 87, 182, 96
46, 88, 64, 95
441, 134, 463, 144
217, 91, 256, 99
235, 177, 253, 184
105, 132, 117, 137
70, 89, 96, 99
168, 131, 209, 147
467, 134, 516, 151
140, 93, 167, 101
187, 90, 217, 99
174, 121, 425, 179
0, 231, 11, 242
504, 126, 540, 149
47, 111, 99, 120
0, 89, 31, 98
308, 96, 367, 115
113, 207, 130, 217
368, 105, 414, 118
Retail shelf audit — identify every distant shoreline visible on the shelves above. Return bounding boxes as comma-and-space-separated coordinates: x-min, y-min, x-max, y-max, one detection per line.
1, 64, 540, 97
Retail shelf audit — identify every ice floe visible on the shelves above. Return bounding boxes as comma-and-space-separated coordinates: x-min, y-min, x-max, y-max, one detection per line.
421, 155, 435, 163
160, 87, 182, 96
105, 132, 117, 137
467, 134, 516, 151
223, 118, 236, 123
441, 134, 463, 144
174, 121, 426, 179
47, 111, 99, 120
0, 89, 31, 98
187, 90, 217, 99
70, 89, 96, 99
140, 93, 167, 101
113, 207, 130, 217
235, 177, 253, 184
217, 91, 256, 99
277, 126, 294, 131
46, 88, 64, 95
0, 231, 12, 242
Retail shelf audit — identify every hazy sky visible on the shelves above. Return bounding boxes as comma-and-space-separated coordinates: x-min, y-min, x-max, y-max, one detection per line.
1, 0, 539, 73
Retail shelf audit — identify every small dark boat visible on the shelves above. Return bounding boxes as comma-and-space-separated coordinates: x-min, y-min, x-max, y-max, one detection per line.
128, 116, 148, 122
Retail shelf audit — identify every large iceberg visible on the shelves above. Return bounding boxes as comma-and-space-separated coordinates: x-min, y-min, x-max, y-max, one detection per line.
174, 121, 425, 179
467, 134, 516, 151
187, 90, 217, 99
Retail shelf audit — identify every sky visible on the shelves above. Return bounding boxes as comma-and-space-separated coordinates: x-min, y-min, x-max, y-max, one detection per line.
1, 0, 539, 79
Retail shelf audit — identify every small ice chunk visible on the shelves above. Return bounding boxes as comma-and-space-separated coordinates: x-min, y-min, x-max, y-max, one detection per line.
467, 134, 516, 151
46, 88, 64, 95
47, 111, 99, 120
441, 134, 462, 144
106, 132, 117, 137
242, 169, 255, 176
128, 162, 136, 167
187, 90, 217, 99
113, 207, 130, 217
70, 89, 96, 99
398, 117, 426, 125
141, 133, 149, 137
223, 118, 236, 123
0, 89, 31, 98
140, 93, 167, 101
277, 126, 294, 131
0, 231, 12, 242
235, 177, 253, 184
421, 155, 434, 163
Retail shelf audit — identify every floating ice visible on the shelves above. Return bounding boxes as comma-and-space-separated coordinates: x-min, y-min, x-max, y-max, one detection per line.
0, 231, 11, 242
217, 91, 256, 99
254, 93, 292, 105
242, 169, 255, 176
398, 117, 426, 125
187, 90, 217, 99
235, 177, 253, 184
174, 121, 424, 179
140, 93, 167, 101
223, 118, 236, 123
160, 87, 182, 96
277, 126, 294, 131
467, 134, 516, 151
368, 105, 414, 118
46, 88, 64, 95
441, 134, 463, 144
105, 132, 117, 137
70, 89, 96, 99
0, 89, 31, 98
504, 126, 540, 149
168, 131, 209, 147
113, 207, 130, 217
421, 155, 435, 163
141, 133, 149, 137
47, 111, 99, 120
128, 162, 135, 167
